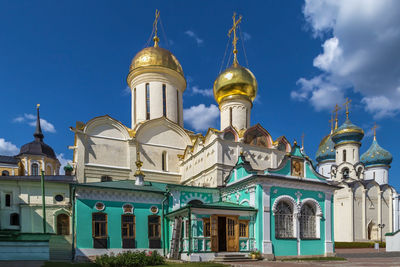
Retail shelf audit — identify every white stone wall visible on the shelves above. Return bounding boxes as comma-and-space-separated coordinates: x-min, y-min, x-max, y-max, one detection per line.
219, 98, 251, 130
335, 143, 360, 165
317, 161, 334, 178
364, 166, 389, 185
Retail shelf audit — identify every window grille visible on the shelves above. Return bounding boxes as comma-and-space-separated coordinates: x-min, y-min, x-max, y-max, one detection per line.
239, 220, 249, 237
300, 203, 316, 239
275, 201, 294, 238
148, 215, 161, 248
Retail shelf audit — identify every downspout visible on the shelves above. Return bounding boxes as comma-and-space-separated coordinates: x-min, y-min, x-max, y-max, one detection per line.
71, 185, 76, 261
187, 206, 192, 256
41, 170, 46, 233
161, 190, 170, 257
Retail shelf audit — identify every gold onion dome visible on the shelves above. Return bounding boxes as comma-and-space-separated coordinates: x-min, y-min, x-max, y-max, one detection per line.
127, 45, 184, 85
213, 63, 258, 104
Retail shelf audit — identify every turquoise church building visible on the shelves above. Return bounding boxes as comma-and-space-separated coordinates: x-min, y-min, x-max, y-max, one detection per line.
72, 143, 338, 261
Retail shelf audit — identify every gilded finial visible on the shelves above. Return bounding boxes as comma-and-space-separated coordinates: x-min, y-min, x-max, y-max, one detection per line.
333, 104, 341, 130
36, 104, 40, 109
293, 139, 297, 146
228, 12, 242, 66
152, 9, 160, 47
343, 97, 352, 120
135, 150, 144, 176
372, 122, 378, 141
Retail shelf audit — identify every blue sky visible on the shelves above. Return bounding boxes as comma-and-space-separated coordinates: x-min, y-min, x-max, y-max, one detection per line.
0, 1, 399, 190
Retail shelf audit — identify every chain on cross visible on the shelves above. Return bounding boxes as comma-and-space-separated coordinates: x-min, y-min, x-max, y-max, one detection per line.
228, 12, 242, 66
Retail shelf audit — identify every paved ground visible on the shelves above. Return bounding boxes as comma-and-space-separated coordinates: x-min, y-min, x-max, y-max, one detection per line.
231, 248, 400, 267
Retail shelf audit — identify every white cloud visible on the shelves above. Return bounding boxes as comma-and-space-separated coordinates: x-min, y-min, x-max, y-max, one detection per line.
243, 32, 251, 41
185, 30, 204, 46
13, 113, 56, 133
0, 138, 19, 156
123, 86, 131, 95
57, 153, 72, 175
192, 86, 213, 97
293, 0, 400, 117
183, 104, 219, 132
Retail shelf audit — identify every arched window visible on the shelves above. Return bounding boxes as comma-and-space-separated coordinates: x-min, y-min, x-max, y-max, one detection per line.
31, 163, 39, 176
300, 203, 316, 239
2, 170, 9, 176
145, 83, 150, 120
92, 213, 107, 248
275, 201, 294, 238
148, 215, 161, 248
229, 107, 233, 126
224, 131, 235, 141
161, 151, 167, 171
343, 150, 347, 162
244, 129, 269, 148
343, 168, 350, 179
46, 164, 53, 175
162, 84, 167, 117
10, 213, 19, 226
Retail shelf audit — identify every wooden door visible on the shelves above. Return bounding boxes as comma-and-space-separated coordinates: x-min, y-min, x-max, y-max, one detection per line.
210, 215, 218, 252
226, 216, 239, 252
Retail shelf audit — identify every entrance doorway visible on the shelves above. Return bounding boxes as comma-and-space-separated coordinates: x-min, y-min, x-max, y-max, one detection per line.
218, 217, 227, 251
210, 215, 239, 252
57, 213, 70, 235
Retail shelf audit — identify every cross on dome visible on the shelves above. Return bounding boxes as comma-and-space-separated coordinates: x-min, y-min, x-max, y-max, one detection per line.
228, 12, 242, 66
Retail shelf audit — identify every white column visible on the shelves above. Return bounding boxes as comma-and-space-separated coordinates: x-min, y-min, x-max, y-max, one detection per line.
219, 99, 251, 130
41, 157, 45, 172
131, 86, 135, 128
262, 185, 273, 255
166, 84, 177, 123
150, 82, 163, 119
324, 193, 334, 255
389, 192, 393, 233
136, 83, 146, 123
362, 189, 367, 239
178, 91, 183, 127
350, 189, 354, 241
378, 190, 382, 239
24, 157, 28, 175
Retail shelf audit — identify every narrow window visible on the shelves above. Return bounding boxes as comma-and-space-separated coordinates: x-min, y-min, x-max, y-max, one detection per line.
162, 84, 166, 117
176, 90, 180, 123
373, 172, 376, 180
343, 168, 350, 179
229, 107, 233, 126
239, 220, 249, 237
343, 150, 347, 162
31, 163, 39, 176
146, 83, 150, 120
300, 203, 316, 239
275, 201, 294, 238
161, 151, 167, 171
92, 213, 107, 248
122, 214, 135, 248
203, 218, 210, 237
5, 194, 11, 207
148, 215, 161, 248
353, 149, 355, 161
10, 213, 19, 226
134, 87, 137, 124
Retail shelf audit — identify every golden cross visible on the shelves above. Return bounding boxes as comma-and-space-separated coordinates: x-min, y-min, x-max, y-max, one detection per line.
152, 9, 160, 47
372, 122, 378, 141
343, 97, 352, 119
333, 104, 341, 130
301, 133, 305, 149
328, 114, 334, 133
228, 12, 242, 66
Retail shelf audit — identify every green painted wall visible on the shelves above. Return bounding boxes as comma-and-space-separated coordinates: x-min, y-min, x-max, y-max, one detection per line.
270, 187, 326, 256
76, 199, 162, 249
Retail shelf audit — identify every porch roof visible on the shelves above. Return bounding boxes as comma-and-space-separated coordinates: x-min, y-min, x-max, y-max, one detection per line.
166, 201, 257, 217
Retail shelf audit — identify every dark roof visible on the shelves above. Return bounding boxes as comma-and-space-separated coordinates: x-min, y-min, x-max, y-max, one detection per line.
0, 155, 19, 165
18, 107, 58, 160
0, 175, 76, 183
18, 140, 57, 159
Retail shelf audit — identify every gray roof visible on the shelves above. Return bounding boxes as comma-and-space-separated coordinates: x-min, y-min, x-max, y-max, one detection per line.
0, 155, 19, 165
0, 175, 76, 183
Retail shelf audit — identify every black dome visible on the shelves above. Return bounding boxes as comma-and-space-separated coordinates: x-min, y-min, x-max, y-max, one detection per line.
18, 140, 57, 159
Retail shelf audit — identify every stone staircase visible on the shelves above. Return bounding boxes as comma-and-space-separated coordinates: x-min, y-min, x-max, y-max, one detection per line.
213, 253, 255, 262
49, 235, 72, 261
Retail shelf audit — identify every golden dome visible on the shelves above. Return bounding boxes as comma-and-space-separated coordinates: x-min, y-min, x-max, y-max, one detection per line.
213, 64, 258, 104
127, 46, 184, 84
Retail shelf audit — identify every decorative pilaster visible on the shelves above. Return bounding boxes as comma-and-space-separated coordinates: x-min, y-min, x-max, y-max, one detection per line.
261, 185, 273, 258
324, 192, 334, 255
362, 189, 367, 239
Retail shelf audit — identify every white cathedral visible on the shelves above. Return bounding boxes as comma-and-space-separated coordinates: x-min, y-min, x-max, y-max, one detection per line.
69, 13, 399, 243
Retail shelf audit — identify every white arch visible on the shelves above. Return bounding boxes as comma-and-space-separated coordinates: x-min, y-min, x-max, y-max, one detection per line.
272, 195, 299, 215
240, 199, 250, 206
300, 198, 323, 217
